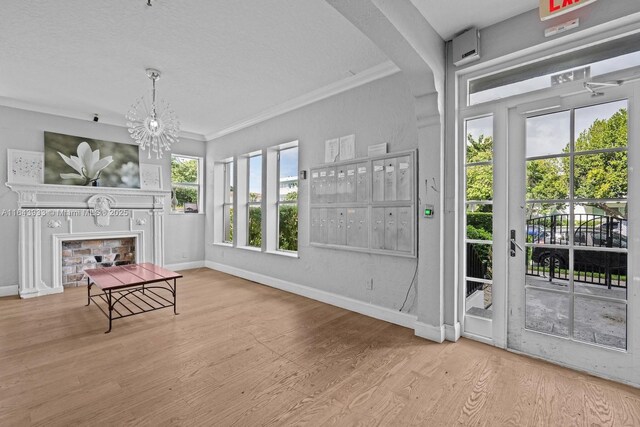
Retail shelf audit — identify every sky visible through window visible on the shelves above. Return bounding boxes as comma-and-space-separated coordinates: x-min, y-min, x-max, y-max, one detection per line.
471, 51, 640, 105
249, 155, 262, 195
248, 147, 298, 195
526, 100, 626, 158
280, 147, 298, 180
464, 100, 627, 159
466, 115, 493, 146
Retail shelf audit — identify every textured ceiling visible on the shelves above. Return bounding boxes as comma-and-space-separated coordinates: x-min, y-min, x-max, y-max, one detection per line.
0, 0, 388, 137
410, 0, 539, 41
0, 1, 542, 139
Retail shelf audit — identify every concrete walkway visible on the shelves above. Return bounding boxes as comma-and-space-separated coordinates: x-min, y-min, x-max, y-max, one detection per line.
525, 276, 626, 349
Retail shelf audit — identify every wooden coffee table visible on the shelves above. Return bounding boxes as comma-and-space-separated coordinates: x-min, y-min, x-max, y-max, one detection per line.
84, 263, 182, 333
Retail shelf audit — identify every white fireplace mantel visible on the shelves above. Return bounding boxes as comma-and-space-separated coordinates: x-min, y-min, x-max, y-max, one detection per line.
6, 182, 169, 298
5, 182, 169, 209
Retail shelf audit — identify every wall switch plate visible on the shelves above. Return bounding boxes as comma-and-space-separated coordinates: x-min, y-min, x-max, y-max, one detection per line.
366, 278, 373, 290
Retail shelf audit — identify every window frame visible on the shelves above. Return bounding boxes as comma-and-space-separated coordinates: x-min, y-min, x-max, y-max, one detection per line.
222, 159, 234, 244
276, 145, 299, 253
170, 154, 203, 214
246, 153, 263, 248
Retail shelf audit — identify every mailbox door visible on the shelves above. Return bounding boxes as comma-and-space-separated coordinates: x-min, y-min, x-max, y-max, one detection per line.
396, 155, 412, 201
384, 207, 398, 250
397, 206, 413, 252
336, 208, 347, 245
372, 160, 385, 202
384, 158, 397, 201
371, 207, 385, 250
356, 162, 369, 202
326, 208, 337, 245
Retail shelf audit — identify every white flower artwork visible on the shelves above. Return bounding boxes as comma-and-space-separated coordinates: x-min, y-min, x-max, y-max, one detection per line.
58, 142, 113, 186
44, 132, 141, 188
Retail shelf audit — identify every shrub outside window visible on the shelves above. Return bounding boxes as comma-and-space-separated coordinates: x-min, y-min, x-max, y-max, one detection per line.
171, 155, 202, 214
277, 146, 298, 252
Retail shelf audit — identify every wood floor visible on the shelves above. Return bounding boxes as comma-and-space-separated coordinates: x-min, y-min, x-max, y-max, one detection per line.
1, 268, 639, 426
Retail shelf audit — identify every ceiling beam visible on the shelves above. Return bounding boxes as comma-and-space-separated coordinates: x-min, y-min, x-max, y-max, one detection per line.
325, 0, 445, 119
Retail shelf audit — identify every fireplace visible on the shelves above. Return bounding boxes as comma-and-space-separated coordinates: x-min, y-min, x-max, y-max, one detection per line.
61, 237, 136, 287
6, 182, 168, 298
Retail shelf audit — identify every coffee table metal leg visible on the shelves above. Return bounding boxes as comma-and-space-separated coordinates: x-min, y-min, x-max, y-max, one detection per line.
86, 278, 92, 306
106, 289, 113, 334
173, 278, 178, 315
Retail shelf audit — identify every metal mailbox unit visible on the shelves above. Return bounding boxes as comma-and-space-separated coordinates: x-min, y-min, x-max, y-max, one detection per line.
309, 150, 416, 258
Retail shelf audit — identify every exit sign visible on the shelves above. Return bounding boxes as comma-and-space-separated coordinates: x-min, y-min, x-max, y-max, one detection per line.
540, 0, 597, 21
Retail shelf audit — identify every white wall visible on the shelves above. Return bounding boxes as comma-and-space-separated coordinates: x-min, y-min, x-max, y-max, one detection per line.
205, 73, 422, 314
0, 106, 205, 293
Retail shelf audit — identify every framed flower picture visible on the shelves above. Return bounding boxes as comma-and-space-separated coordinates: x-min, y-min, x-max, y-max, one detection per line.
7, 149, 44, 184
44, 132, 140, 188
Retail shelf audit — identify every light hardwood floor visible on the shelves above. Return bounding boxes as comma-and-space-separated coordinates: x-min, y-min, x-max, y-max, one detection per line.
1, 267, 639, 426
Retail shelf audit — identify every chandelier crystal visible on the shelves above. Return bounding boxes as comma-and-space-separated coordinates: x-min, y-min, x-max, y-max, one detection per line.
126, 68, 180, 159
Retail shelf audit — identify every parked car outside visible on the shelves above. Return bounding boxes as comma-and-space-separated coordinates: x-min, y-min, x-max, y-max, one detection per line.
530, 215, 627, 274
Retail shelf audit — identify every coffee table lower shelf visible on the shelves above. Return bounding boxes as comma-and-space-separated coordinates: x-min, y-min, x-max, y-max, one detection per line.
84, 263, 181, 333
87, 283, 178, 333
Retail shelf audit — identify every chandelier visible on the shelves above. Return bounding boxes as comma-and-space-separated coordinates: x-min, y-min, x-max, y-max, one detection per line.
126, 68, 180, 159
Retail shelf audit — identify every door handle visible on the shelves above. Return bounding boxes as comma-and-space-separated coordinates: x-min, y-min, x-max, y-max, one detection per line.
510, 229, 523, 257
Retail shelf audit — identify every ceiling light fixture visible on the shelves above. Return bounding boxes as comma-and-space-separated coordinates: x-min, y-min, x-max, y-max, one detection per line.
126, 68, 180, 159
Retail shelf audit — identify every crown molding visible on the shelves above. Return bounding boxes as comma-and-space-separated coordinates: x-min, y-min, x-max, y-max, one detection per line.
0, 97, 207, 142
206, 60, 401, 141
0, 61, 400, 144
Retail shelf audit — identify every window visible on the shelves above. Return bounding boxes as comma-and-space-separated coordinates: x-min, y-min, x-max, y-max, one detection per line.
247, 154, 262, 248
171, 155, 202, 214
222, 160, 234, 243
468, 33, 640, 105
464, 116, 493, 318
277, 146, 298, 251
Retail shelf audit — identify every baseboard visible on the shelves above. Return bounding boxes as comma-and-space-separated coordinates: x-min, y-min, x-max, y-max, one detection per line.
444, 322, 461, 342
205, 260, 418, 330
414, 321, 445, 343
19, 287, 63, 299
0, 285, 19, 297
164, 261, 205, 271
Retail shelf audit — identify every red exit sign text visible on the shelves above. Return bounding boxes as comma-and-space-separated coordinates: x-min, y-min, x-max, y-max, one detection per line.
540, 0, 597, 21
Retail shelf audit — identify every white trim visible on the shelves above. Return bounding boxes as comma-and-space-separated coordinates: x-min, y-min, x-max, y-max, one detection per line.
462, 331, 495, 346
0, 285, 19, 297
164, 260, 205, 271
414, 321, 445, 343
20, 287, 63, 299
206, 61, 401, 141
264, 250, 299, 259
204, 260, 419, 331
444, 322, 461, 342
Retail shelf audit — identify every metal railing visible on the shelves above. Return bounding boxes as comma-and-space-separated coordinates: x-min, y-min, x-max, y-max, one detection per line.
526, 214, 627, 289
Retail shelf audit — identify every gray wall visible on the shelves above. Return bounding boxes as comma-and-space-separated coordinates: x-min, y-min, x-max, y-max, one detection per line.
0, 106, 206, 291
206, 72, 422, 313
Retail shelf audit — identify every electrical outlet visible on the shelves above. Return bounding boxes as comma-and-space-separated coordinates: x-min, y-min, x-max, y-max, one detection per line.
366, 278, 373, 290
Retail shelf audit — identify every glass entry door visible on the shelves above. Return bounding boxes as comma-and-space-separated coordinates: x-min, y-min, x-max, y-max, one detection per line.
507, 85, 639, 384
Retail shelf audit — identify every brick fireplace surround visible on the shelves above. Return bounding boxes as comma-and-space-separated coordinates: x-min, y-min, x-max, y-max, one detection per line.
62, 238, 136, 287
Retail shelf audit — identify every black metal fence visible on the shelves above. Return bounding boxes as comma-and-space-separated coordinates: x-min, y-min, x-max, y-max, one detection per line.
467, 243, 488, 297
526, 214, 627, 289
